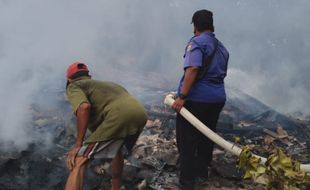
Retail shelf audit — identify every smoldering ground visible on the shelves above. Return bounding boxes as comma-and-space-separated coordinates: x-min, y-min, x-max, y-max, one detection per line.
0, 0, 309, 152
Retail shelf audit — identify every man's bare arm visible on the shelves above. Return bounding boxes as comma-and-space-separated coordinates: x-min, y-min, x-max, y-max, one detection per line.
75, 102, 91, 147
172, 66, 199, 112
180, 66, 199, 96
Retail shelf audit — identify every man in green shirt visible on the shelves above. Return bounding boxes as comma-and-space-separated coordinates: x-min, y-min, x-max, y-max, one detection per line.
64, 62, 147, 190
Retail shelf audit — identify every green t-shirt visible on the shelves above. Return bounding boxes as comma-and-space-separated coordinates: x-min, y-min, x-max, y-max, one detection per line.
66, 77, 147, 143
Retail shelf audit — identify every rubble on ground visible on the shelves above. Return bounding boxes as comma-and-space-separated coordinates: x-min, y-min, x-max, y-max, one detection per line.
0, 87, 309, 190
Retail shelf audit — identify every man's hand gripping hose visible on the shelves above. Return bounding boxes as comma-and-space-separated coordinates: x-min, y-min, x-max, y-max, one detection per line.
164, 93, 310, 172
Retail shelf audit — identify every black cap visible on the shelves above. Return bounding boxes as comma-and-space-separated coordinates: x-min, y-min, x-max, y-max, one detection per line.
192, 9, 214, 32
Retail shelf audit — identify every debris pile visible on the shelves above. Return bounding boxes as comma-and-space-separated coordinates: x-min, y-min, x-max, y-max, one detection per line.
0, 88, 309, 190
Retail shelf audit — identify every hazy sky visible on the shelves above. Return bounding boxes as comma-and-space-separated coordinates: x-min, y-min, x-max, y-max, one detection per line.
0, 0, 309, 150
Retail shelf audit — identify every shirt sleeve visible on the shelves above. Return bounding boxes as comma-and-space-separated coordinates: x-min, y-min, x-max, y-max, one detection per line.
66, 84, 90, 114
183, 41, 203, 68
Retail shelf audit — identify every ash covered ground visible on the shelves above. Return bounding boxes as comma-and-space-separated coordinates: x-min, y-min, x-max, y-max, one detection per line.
0, 86, 309, 190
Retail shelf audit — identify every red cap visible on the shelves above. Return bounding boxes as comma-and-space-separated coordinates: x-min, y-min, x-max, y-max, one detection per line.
66, 62, 89, 80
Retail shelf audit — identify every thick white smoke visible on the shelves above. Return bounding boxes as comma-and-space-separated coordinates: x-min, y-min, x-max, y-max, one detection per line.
0, 0, 309, 151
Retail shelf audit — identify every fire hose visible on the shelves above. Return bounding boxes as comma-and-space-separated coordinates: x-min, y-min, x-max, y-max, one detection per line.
164, 93, 310, 173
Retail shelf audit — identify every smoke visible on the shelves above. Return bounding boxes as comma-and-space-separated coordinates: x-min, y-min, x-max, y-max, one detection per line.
0, 0, 309, 151
223, 0, 310, 114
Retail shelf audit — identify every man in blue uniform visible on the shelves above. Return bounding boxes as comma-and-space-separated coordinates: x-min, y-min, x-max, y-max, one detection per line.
172, 9, 229, 190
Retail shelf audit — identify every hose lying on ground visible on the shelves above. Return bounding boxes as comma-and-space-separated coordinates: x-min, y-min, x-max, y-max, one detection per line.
164, 93, 310, 173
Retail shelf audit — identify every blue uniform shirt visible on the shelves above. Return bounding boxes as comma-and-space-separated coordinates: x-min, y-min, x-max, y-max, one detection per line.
177, 32, 229, 103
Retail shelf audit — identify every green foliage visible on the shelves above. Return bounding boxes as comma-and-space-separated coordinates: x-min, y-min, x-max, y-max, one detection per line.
238, 146, 310, 190
238, 146, 267, 183
265, 148, 310, 190
233, 136, 241, 144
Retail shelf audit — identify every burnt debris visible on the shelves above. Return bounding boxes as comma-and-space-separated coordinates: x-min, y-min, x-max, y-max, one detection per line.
0, 87, 309, 190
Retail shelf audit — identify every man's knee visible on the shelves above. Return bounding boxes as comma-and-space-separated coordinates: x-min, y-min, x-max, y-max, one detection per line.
75, 156, 88, 167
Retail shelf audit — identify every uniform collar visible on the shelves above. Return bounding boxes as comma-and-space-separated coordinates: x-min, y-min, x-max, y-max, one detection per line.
201, 31, 214, 37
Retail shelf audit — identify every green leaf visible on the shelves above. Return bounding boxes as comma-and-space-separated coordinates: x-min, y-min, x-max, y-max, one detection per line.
238, 145, 310, 190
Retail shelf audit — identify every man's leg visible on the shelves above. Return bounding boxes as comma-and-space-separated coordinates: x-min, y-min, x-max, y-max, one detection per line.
176, 101, 202, 190
111, 151, 124, 190
65, 156, 88, 190
196, 102, 225, 178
